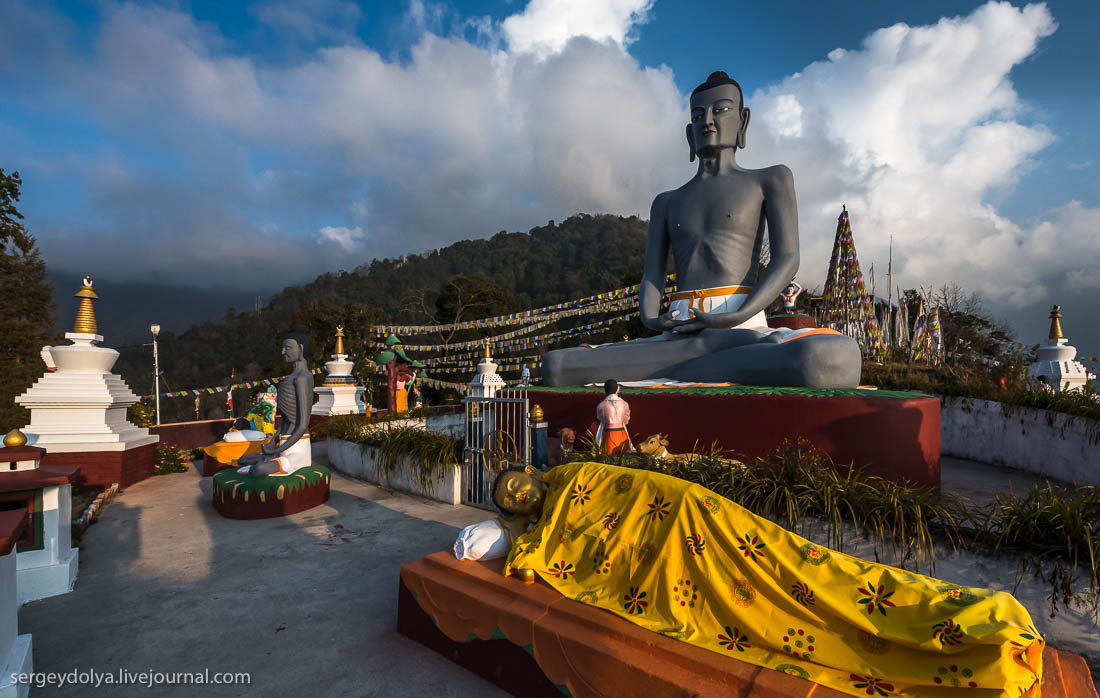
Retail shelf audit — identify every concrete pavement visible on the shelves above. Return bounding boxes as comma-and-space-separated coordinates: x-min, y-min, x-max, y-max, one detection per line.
18, 463, 506, 697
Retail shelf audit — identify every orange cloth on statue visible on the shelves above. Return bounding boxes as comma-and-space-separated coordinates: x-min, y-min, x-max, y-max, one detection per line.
203, 440, 262, 465
396, 388, 408, 413
601, 428, 631, 454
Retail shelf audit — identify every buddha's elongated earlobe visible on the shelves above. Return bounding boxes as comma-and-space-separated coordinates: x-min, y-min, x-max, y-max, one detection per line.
686, 124, 696, 162
737, 107, 751, 149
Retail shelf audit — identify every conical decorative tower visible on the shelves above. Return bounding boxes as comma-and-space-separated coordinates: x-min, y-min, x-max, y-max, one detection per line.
313, 325, 368, 416
73, 276, 98, 334
820, 206, 880, 354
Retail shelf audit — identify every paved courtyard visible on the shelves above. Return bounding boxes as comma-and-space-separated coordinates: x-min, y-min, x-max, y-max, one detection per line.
18, 463, 506, 697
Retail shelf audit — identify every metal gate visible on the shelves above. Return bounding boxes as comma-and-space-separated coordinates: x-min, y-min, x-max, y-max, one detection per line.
463, 388, 530, 510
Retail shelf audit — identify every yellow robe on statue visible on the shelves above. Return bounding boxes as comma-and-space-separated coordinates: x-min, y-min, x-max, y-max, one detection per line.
504, 462, 1042, 698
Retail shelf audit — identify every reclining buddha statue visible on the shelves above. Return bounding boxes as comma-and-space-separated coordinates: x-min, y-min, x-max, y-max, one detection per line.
454, 462, 1043, 697
541, 71, 861, 388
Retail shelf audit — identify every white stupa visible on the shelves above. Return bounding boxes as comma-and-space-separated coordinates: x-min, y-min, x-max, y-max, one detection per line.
468, 340, 505, 399
15, 277, 158, 464
1030, 305, 1095, 393
312, 325, 367, 416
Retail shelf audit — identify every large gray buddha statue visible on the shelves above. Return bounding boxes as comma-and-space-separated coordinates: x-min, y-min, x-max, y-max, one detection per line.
542, 71, 861, 388
237, 326, 315, 478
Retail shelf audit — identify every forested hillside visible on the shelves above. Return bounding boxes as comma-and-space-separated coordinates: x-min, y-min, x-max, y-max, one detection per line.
114, 214, 649, 410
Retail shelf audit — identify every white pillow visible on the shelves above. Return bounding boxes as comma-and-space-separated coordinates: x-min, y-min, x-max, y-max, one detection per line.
454, 518, 512, 561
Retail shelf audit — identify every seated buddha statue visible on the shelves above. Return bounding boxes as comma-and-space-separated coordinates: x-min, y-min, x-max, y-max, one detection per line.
541, 71, 861, 388
454, 461, 1043, 696
235, 327, 315, 478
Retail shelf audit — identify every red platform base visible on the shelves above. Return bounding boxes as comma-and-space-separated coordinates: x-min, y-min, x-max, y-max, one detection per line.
39, 443, 155, 489
211, 465, 331, 520
767, 313, 816, 330
530, 387, 941, 488
399, 551, 1097, 698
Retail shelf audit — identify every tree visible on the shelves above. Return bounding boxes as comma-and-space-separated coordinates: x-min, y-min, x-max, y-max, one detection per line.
930, 283, 1014, 363
0, 169, 57, 430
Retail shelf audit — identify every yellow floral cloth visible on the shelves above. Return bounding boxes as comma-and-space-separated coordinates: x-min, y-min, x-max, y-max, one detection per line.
504, 462, 1043, 697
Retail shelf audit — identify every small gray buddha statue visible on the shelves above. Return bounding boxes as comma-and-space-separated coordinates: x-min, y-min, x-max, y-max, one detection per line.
237, 326, 315, 477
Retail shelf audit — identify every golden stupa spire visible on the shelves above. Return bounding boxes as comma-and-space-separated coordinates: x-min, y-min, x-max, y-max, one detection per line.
1048, 305, 1064, 340
484, 338, 492, 360
73, 275, 99, 334
334, 325, 345, 355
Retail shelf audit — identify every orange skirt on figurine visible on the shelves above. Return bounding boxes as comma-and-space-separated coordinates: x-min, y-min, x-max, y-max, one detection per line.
600, 427, 630, 454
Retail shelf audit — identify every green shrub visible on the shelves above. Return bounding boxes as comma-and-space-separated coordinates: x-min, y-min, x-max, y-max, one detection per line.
864, 361, 1100, 423
312, 406, 459, 440
128, 401, 155, 428
154, 443, 190, 475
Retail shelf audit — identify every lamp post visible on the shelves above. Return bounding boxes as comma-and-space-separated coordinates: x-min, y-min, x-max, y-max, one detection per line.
150, 324, 161, 426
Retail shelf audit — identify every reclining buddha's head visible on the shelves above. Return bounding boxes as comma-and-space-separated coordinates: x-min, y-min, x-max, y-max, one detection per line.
492, 465, 548, 518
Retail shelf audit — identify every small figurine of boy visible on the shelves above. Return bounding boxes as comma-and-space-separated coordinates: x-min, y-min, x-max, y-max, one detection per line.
594, 379, 631, 454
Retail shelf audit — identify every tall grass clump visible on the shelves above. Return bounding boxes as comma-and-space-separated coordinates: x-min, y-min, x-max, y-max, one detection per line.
352, 424, 463, 491
312, 406, 461, 441
980, 483, 1100, 610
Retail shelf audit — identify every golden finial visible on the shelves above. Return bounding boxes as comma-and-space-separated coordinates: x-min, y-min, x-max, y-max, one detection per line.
484, 339, 491, 360
73, 275, 99, 334
3, 429, 27, 448
1048, 305, 1064, 340
334, 325, 345, 355
531, 404, 544, 422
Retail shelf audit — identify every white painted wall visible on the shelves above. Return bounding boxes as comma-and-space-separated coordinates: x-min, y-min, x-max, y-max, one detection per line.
0, 545, 32, 698
0, 551, 16, 676
940, 397, 1099, 485
425, 412, 465, 440
327, 438, 461, 505
16, 483, 79, 605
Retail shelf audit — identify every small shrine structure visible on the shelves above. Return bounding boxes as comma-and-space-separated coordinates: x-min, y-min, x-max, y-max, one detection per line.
15, 277, 158, 487
312, 325, 368, 416
0, 429, 80, 605
1030, 305, 1095, 392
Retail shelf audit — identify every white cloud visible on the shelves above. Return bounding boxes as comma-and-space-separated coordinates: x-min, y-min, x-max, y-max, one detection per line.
737, 1, 1099, 317
4, 0, 1097, 351
317, 224, 366, 252
501, 0, 654, 57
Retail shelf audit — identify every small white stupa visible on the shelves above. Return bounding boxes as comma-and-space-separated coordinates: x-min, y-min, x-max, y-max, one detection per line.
1030, 305, 1095, 392
312, 325, 367, 416
468, 340, 505, 399
15, 276, 158, 487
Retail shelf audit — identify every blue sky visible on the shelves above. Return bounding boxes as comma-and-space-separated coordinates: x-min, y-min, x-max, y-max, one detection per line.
1, 0, 1098, 355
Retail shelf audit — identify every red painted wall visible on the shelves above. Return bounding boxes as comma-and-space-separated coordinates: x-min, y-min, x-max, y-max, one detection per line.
40, 443, 156, 489
532, 391, 941, 488
150, 419, 234, 450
